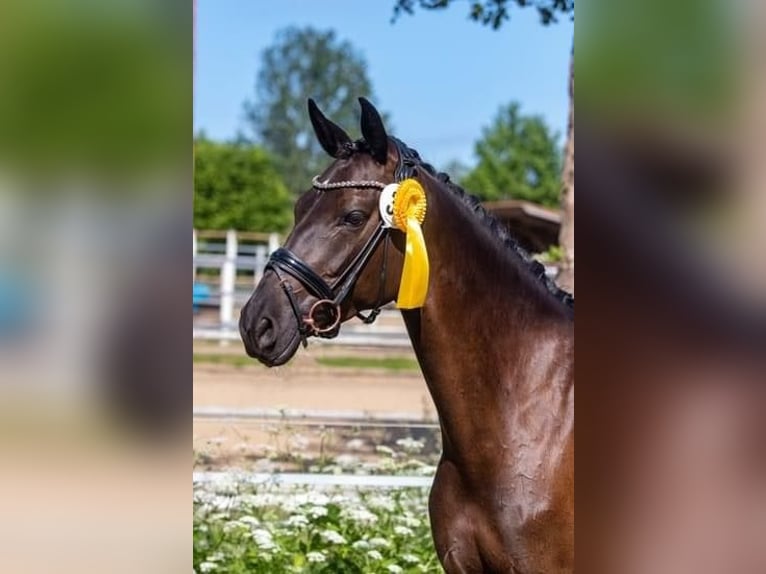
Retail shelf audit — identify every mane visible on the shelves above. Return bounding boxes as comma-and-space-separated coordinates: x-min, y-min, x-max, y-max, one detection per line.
390, 138, 574, 311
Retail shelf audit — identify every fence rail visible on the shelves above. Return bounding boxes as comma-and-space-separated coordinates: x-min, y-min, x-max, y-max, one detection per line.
193, 406, 437, 428
193, 471, 433, 488
192, 325, 411, 348
193, 229, 281, 327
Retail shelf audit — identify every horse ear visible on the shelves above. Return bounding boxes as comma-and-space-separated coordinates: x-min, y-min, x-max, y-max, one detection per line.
358, 97, 389, 164
308, 98, 351, 158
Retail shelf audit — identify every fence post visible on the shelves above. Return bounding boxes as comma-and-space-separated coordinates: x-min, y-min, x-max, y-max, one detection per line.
254, 245, 267, 285
268, 233, 280, 254
220, 229, 237, 327
192, 229, 198, 283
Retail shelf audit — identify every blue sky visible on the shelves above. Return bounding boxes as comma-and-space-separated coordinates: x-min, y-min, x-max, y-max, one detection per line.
194, 0, 573, 169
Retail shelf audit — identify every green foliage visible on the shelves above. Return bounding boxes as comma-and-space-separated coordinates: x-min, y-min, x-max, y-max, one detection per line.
194, 138, 291, 232
392, 0, 574, 29
194, 483, 439, 573
536, 244, 564, 263
243, 27, 386, 196
315, 356, 420, 372
461, 102, 562, 206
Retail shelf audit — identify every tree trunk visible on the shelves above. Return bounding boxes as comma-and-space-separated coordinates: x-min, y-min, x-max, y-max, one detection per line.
557, 49, 575, 293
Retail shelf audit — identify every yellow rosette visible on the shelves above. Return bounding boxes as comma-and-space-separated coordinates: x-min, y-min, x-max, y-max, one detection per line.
391, 179, 429, 308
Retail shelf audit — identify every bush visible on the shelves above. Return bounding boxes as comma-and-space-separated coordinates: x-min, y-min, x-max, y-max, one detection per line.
194, 138, 292, 232
193, 482, 440, 573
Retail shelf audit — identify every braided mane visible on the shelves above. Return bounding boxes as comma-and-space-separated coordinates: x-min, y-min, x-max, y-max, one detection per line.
391, 138, 574, 310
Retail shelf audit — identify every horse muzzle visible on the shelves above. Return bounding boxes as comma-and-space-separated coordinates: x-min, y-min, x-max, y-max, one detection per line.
239, 275, 304, 367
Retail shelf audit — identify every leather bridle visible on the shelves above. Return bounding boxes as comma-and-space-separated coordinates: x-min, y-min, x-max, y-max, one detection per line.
265, 138, 419, 348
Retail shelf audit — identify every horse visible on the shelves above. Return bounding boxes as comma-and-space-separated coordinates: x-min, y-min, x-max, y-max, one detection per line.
239, 97, 575, 573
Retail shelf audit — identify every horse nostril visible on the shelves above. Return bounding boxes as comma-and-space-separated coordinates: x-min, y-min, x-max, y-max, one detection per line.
254, 317, 276, 350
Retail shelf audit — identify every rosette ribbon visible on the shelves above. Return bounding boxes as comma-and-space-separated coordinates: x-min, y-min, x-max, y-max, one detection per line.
389, 179, 429, 308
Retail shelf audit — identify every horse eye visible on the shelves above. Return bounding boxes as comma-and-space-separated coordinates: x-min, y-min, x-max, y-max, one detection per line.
342, 210, 367, 227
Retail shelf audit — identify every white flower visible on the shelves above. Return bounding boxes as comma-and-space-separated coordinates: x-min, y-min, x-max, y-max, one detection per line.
352, 540, 370, 550
198, 562, 216, 573
237, 516, 259, 526
369, 537, 391, 548
335, 454, 359, 467
416, 464, 437, 476
330, 493, 350, 505
307, 505, 328, 518
396, 437, 425, 453
320, 529, 347, 545
306, 551, 326, 563
252, 528, 276, 551
367, 495, 396, 512
402, 553, 421, 564
286, 514, 309, 527
304, 492, 330, 506
342, 507, 378, 525
386, 565, 404, 574
399, 513, 422, 528
376, 445, 395, 456
393, 525, 414, 537
366, 550, 383, 561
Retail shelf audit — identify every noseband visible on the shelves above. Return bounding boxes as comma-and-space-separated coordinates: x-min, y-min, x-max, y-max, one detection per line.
265, 139, 421, 347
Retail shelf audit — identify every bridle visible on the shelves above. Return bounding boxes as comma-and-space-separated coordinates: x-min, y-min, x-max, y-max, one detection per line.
265, 138, 421, 348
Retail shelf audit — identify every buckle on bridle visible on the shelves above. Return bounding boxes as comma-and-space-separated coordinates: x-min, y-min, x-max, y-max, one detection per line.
304, 298, 341, 335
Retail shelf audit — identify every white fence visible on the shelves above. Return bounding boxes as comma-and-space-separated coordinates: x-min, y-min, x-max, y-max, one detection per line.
193, 229, 281, 328
193, 471, 433, 489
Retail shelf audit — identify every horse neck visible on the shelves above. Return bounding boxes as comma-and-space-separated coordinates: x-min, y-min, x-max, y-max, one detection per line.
401, 179, 574, 470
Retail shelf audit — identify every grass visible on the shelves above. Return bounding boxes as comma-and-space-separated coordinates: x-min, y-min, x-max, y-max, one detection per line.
315, 356, 419, 372
193, 353, 255, 368
193, 352, 420, 372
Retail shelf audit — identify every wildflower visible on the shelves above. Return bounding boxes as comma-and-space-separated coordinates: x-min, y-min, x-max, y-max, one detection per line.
386, 565, 404, 574
198, 562, 216, 573
307, 505, 328, 518
369, 537, 391, 548
352, 540, 370, 550
306, 551, 326, 563
367, 495, 396, 512
399, 512, 422, 528
252, 528, 276, 551
393, 525, 414, 537
376, 445, 395, 456
304, 492, 330, 506
286, 514, 309, 527
320, 530, 347, 545
396, 437, 425, 453
367, 550, 383, 561
237, 516, 259, 526
402, 553, 421, 564
342, 506, 378, 525
335, 454, 359, 467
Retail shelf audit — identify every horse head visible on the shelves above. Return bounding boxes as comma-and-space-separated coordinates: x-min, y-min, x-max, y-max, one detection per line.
239, 98, 413, 366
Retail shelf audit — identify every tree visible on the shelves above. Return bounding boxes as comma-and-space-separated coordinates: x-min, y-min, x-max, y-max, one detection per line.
461, 102, 561, 206
193, 138, 292, 232
243, 27, 385, 195
393, 0, 574, 29
442, 159, 471, 183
